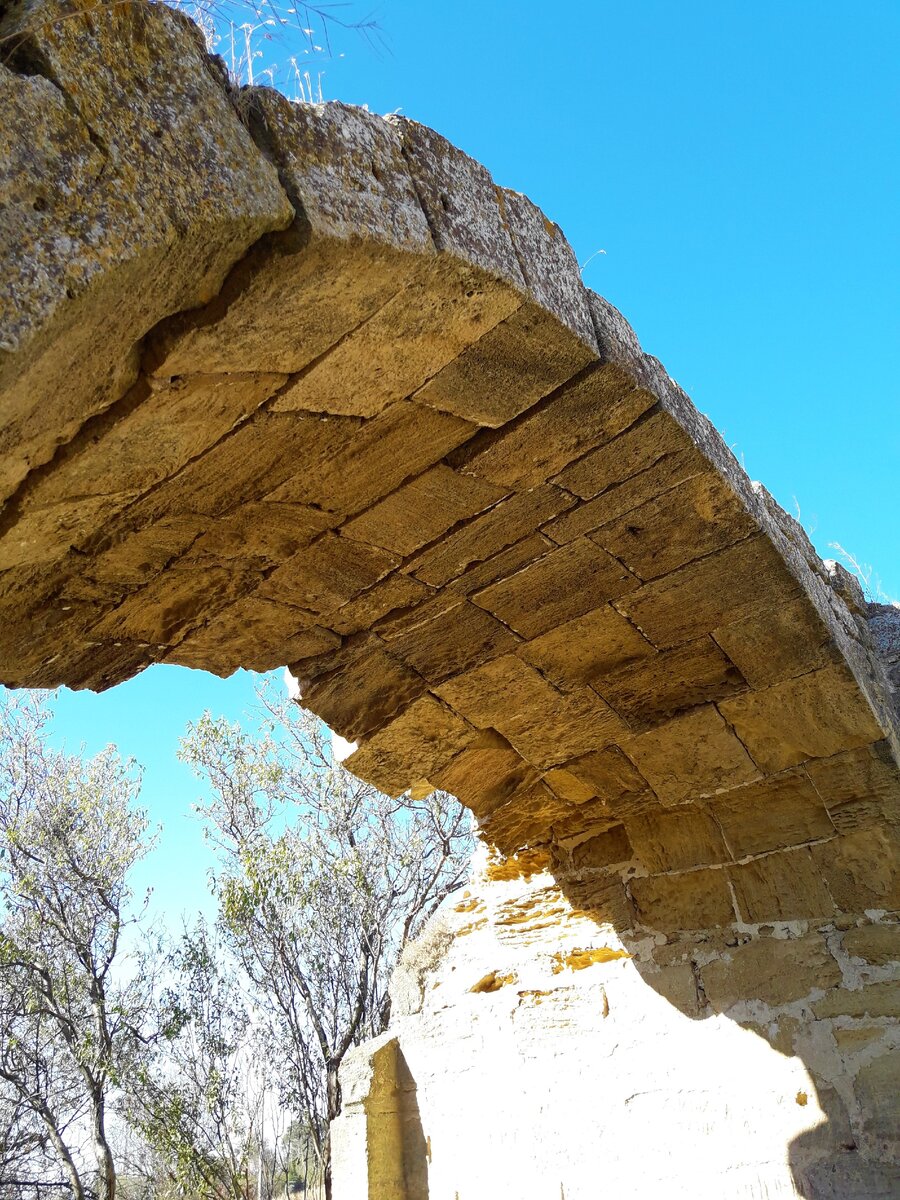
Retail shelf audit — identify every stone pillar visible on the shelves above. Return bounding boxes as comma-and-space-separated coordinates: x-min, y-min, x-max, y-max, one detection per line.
332, 1035, 429, 1200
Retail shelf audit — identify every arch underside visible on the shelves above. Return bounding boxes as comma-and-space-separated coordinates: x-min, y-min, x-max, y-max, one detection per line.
1, 0, 899, 937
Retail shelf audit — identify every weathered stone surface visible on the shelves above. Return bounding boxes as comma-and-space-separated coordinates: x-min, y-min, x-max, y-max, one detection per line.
592, 636, 746, 732
166, 595, 336, 676
497, 188, 596, 349
623, 704, 760, 806
569, 825, 633, 870
516, 603, 654, 687
436, 655, 628, 769
719, 664, 886, 774
700, 935, 841, 1011
589, 472, 758, 581
728, 848, 834, 923
449, 363, 655, 491
630, 869, 735, 930
259, 533, 400, 616
415, 303, 594, 427
812, 826, 900, 913
625, 806, 729, 872
842, 923, 900, 966
405, 486, 574, 588
267, 401, 475, 517
345, 695, 473, 798
812, 982, 900, 1019
341, 466, 506, 557
853, 1050, 900, 1163
616, 533, 802, 649
713, 595, 838, 688
386, 598, 519, 684
0, 0, 292, 502
805, 741, 900, 831
472, 537, 639, 638
297, 645, 428, 742
710, 770, 835, 858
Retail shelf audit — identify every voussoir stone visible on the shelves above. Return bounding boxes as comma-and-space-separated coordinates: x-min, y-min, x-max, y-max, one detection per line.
0, 0, 293, 502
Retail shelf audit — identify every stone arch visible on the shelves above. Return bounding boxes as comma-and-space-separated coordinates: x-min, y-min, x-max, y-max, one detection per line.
2, 2, 899, 1195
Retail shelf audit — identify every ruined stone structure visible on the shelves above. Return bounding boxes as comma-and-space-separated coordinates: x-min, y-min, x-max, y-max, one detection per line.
1, 1, 898, 1195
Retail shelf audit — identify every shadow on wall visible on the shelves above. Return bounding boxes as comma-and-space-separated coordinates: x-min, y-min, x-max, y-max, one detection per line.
363, 1040, 429, 1200
546, 853, 900, 1200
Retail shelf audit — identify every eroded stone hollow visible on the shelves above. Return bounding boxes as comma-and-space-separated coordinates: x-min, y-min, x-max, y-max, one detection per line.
2, 2, 899, 1196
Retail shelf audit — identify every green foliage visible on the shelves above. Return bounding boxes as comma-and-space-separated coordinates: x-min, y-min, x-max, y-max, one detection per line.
0, 689, 157, 1200
180, 684, 472, 1191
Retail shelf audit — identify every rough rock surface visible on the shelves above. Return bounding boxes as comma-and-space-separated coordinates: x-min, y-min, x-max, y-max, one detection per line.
333, 854, 900, 1199
1, 3, 898, 1196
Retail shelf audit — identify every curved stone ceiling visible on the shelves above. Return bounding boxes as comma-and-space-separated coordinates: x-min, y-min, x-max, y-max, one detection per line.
2, 0, 899, 927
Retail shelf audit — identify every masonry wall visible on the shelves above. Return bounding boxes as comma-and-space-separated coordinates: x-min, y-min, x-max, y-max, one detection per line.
333, 854, 900, 1200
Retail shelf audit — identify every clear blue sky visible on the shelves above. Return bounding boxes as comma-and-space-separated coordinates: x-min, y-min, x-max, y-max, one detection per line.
39, 0, 900, 929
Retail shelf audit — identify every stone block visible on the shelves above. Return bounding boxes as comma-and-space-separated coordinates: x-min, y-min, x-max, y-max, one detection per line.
131, 410, 355, 525
445, 534, 556, 598
479, 786, 574, 855
345, 695, 474, 798
853, 1050, 900, 1163
449, 362, 655, 490
719, 664, 886, 774
267, 401, 475, 517
388, 116, 523, 287
415, 302, 595, 426
436, 655, 628, 769
623, 704, 759, 806
805, 741, 900, 832
332, 574, 434, 636
842, 924, 900, 966
3, 373, 287, 568
561, 873, 635, 930
189, 502, 336, 566
562, 747, 651, 807
297, 645, 428, 742
167, 595, 337, 676
341, 465, 507, 557
812, 827, 900, 914
387, 599, 520, 684
812, 982, 900, 1020
728, 849, 834, 923
713, 595, 837, 688
472, 537, 639, 638
92, 558, 266, 647
430, 730, 544, 820
0, 0, 292, 501
86, 517, 207, 587
710, 770, 836, 859
516, 603, 655, 688
630, 869, 735, 931
700, 934, 841, 1011
541, 768, 599, 804
570, 825, 633, 870
650, 963, 704, 1018
625, 806, 729, 872
616, 534, 801, 650
498, 188, 596, 349
592, 637, 746, 732
406, 486, 574, 588
589, 472, 758, 581
259, 533, 399, 617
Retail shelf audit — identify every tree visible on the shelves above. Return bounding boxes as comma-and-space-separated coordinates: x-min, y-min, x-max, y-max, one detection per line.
180, 686, 472, 1199
0, 690, 156, 1200
133, 920, 277, 1200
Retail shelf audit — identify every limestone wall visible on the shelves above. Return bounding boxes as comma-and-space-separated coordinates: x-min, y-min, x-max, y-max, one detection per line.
333, 856, 899, 1200
1, 3, 898, 1195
